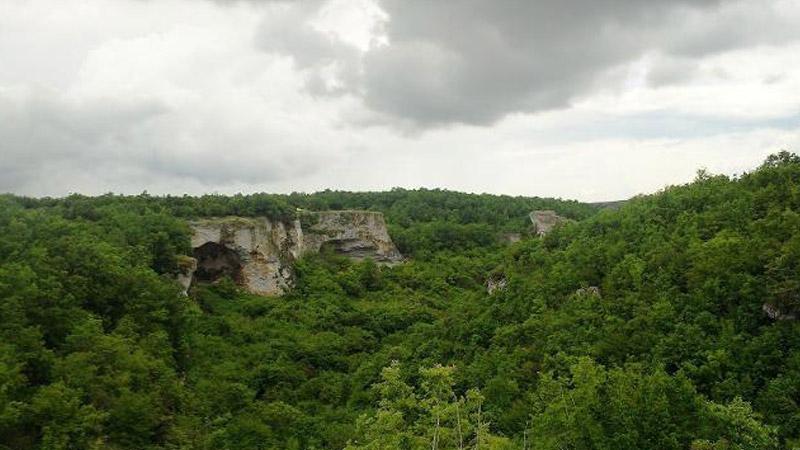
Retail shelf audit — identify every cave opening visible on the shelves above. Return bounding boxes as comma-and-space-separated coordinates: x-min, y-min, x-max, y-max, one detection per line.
193, 242, 243, 284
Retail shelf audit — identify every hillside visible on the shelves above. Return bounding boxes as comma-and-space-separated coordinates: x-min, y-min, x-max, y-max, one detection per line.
2, 153, 800, 449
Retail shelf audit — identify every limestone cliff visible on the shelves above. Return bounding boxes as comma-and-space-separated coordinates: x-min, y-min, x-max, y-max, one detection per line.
189, 216, 304, 296
185, 211, 401, 296
530, 210, 570, 236
301, 211, 402, 262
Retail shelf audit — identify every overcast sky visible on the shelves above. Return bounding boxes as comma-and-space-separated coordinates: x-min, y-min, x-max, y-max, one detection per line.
1, 0, 799, 201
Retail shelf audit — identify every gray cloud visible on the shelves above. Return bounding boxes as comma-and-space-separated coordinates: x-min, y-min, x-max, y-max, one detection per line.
255, 1, 362, 96
0, 88, 330, 194
0, 90, 166, 192
256, 0, 799, 128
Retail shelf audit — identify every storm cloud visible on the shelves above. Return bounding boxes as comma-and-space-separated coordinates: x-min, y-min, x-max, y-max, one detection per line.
256, 0, 800, 127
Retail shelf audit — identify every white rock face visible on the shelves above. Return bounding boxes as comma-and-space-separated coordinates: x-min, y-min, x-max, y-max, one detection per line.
187, 211, 402, 296
302, 211, 402, 262
176, 256, 197, 296
530, 210, 570, 236
189, 217, 303, 296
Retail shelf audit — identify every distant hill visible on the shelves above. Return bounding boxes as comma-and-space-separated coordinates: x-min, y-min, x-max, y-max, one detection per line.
589, 199, 628, 209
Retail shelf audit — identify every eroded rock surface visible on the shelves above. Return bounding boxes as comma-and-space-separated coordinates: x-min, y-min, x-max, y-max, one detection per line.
175, 255, 197, 296
185, 211, 402, 296
190, 217, 303, 296
303, 211, 402, 262
530, 210, 570, 236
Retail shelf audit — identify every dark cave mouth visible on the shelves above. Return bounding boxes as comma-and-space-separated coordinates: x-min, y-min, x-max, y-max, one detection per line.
192, 242, 243, 284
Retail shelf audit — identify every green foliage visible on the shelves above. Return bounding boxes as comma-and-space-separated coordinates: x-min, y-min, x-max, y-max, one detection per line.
528, 358, 775, 450
346, 362, 508, 450
2, 153, 800, 449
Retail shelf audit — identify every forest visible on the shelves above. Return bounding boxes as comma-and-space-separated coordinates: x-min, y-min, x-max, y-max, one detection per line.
2, 152, 800, 449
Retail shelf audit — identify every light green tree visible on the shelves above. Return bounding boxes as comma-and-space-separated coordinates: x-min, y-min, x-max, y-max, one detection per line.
347, 361, 515, 450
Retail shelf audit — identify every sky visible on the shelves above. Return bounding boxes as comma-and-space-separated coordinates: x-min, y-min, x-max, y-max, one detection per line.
1, 0, 799, 201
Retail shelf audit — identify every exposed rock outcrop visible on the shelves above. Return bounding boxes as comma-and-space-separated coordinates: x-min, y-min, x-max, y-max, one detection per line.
185, 211, 402, 296
301, 211, 402, 262
575, 286, 601, 298
762, 303, 797, 321
530, 210, 570, 236
486, 276, 507, 295
190, 217, 303, 296
175, 255, 197, 296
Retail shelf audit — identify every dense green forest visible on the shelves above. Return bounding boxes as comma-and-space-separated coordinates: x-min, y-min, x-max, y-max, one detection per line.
2, 153, 800, 449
